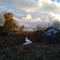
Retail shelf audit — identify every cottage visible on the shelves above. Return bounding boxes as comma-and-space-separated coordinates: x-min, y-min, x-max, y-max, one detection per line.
44, 27, 58, 36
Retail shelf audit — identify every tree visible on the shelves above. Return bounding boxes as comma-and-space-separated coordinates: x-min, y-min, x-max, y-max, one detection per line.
3, 12, 17, 33
16, 25, 24, 35
0, 26, 3, 33
52, 20, 60, 29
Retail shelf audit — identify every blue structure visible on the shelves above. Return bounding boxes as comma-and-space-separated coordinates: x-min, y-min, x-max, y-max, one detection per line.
44, 27, 58, 36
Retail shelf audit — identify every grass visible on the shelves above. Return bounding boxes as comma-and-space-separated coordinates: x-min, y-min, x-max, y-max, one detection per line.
0, 43, 60, 60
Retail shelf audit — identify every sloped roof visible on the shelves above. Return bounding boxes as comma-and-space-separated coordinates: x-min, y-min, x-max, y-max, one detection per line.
44, 27, 58, 32
44, 27, 59, 36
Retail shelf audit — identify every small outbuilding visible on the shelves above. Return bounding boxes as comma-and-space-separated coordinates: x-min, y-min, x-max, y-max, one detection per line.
44, 27, 58, 36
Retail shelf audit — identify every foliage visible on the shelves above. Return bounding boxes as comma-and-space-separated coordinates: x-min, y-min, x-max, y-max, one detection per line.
52, 20, 60, 29
3, 12, 17, 33
16, 25, 24, 35
0, 26, 3, 32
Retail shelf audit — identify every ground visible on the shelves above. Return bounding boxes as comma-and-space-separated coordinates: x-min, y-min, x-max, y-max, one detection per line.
0, 43, 60, 60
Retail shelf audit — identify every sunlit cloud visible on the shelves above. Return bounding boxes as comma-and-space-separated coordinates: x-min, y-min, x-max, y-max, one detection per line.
0, 0, 60, 29
26, 14, 32, 20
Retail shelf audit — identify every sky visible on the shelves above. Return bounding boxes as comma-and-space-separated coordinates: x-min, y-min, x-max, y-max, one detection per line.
0, 0, 60, 30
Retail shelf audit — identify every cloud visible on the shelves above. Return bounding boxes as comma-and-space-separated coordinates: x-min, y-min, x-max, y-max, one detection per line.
13, 11, 60, 30
0, 0, 38, 12
26, 14, 32, 20
0, 5, 15, 13
14, 0, 38, 12
0, 0, 60, 29
0, 12, 5, 26
49, 12, 60, 22
0, 6, 7, 12
37, 0, 60, 13
13, 14, 42, 30
0, 0, 60, 13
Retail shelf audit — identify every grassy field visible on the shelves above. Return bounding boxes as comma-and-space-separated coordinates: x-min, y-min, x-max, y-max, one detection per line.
0, 43, 60, 60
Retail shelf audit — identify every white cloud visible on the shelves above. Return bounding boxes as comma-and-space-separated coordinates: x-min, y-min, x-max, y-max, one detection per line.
0, 12, 5, 26
0, 6, 7, 12
13, 14, 43, 30
0, 0, 60, 13
37, 0, 60, 13
0, 0, 38, 12
0, 0, 60, 29
13, 11, 60, 30
49, 13, 60, 22
26, 14, 32, 20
